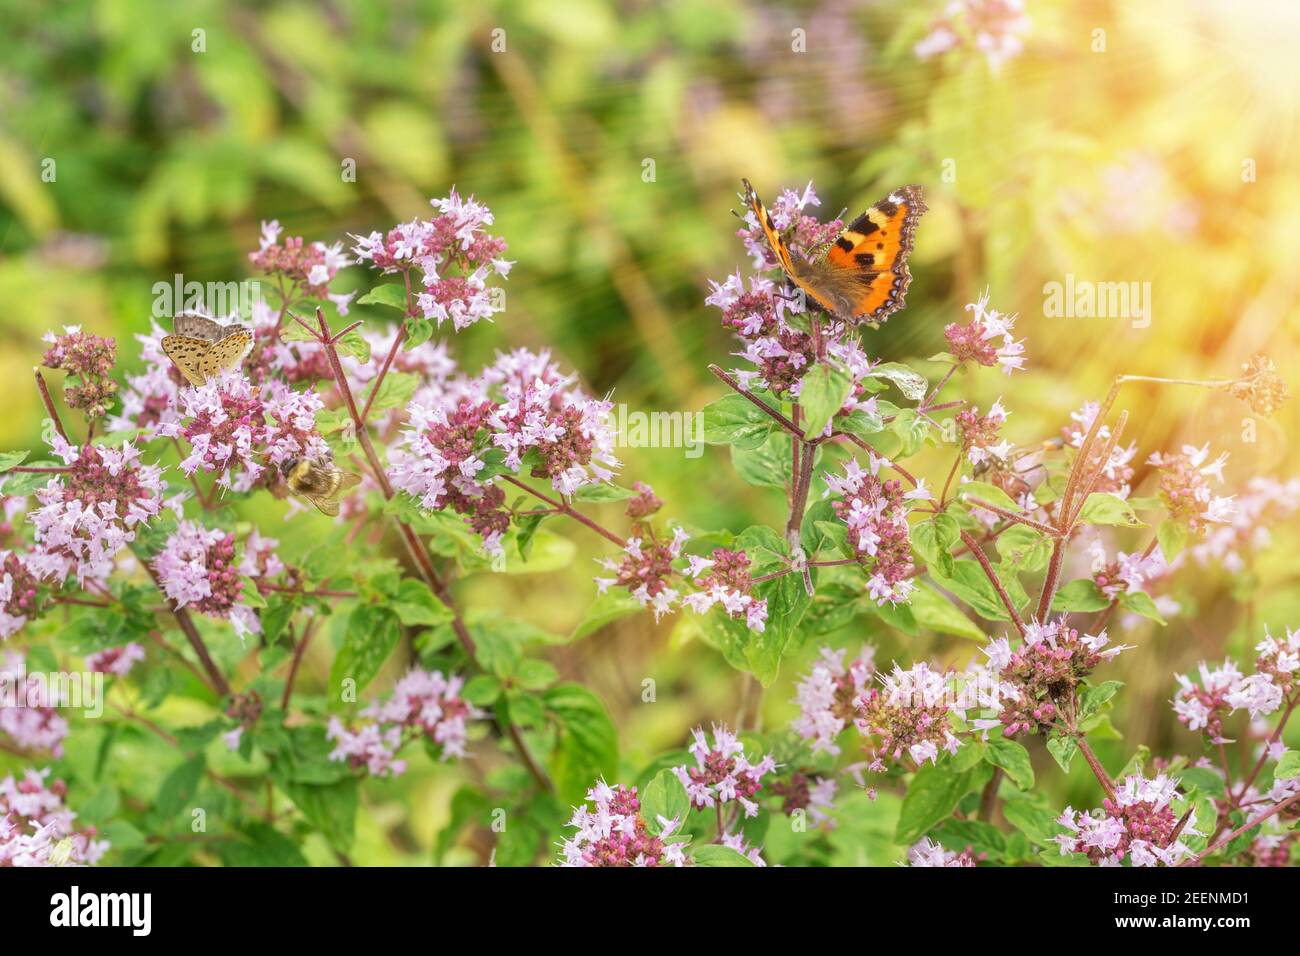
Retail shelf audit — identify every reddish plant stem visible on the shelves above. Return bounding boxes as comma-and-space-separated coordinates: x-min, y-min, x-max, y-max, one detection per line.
707, 364, 801, 436
1076, 737, 1117, 802
146, 562, 231, 699
1183, 791, 1300, 866
1036, 539, 1066, 621
960, 530, 1026, 636
500, 475, 625, 547
258, 582, 358, 599
310, 308, 552, 793
920, 364, 957, 410
34, 368, 71, 444
361, 325, 407, 423
1234, 692, 1297, 806
962, 497, 1059, 535
10, 465, 68, 474
978, 768, 1003, 822
281, 619, 317, 710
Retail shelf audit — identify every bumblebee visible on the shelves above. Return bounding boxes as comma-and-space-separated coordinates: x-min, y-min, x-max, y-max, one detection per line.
280, 457, 362, 517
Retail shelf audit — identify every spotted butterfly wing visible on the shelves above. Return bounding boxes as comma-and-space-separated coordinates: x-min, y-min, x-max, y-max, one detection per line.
742, 179, 927, 325
160, 335, 215, 387
197, 330, 254, 382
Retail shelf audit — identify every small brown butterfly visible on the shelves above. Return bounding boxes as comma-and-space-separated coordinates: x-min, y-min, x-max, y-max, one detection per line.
280, 457, 363, 517
742, 179, 927, 325
161, 312, 254, 387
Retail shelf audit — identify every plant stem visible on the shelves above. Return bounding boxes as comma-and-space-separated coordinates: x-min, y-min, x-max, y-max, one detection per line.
707, 364, 802, 436
1183, 791, 1300, 866
500, 475, 626, 547
34, 368, 71, 444
361, 324, 407, 423
1075, 737, 1116, 802
960, 530, 1026, 636
310, 308, 552, 793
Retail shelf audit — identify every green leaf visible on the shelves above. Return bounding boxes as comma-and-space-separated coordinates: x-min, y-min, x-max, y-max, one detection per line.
1078, 681, 1124, 721
544, 684, 619, 805
570, 588, 644, 641
335, 330, 371, 363
571, 482, 636, 503
391, 579, 454, 627
692, 844, 755, 866
867, 362, 928, 401
155, 755, 205, 820
462, 674, 502, 706
957, 481, 1022, 513
219, 823, 310, 867
1178, 766, 1228, 796
1, 460, 60, 496
730, 433, 793, 488
1117, 590, 1166, 624
0, 450, 30, 474
1157, 519, 1188, 562
366, 370, 420, 412
641, 769, 690, 833
328, 605, 401, 705
700, 394, 777, 450
1050, 578, 1110, 613
283, 778, 358, 853
357, 283, 408, 310
1001, 792, 1066, 847
799, 362, 854, 440
895, 761, 986, 844
927, 559, 1024, 622
1076, 492, 1143, 528
1046, 735, 1078, 773
997, 525, 1051, 573
909, 583, 985, 640
985, 739, 1034, 790
514, 658, 559, 691
1275, 751, 1300, 780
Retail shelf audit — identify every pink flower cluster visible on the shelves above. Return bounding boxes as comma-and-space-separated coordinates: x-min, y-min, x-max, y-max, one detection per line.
0, 652, 70, 755
682, 548, 768, 632
85, 643, 146, 677
351, 190, 512, 331
152, 521, 261, 641
1062, 402, 1137, 499
907, 837, 978, 867
1087, 539, 1166, 601
1148, 443, 1237, 533
956, 399, 1011, 467
559, 781, 687, 867
768, 771, 838, 826
943, 291, 1025, 375
825, 456, 919, 604
1055, 774, 1195, 867
391, 348, 618, 555
0, 768, 108, 866
982, 620, 1127, 737
42, 325, 118, 420
792, 645, 877, 755
249, 220, 355, 315
914, 0, 1031, 72
28, 437, 164, 586
155, 374, 329, 493
327, 668, 483, 777
1, 551, 46, 640
1190, 476, 1300, 572
596, 532, 683, 619
1173, 626, 1295, 740
672, 723, 776, 819
706, 272, 813, 396
856, 662, 963, 769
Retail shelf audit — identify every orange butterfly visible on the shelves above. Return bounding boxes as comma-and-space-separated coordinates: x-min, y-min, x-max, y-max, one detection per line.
742, 179, 927, 325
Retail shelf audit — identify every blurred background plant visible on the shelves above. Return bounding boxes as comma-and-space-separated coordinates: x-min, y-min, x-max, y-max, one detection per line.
1, 0, 1297, 864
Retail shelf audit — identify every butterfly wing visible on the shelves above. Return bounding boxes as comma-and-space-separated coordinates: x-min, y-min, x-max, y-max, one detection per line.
822, 185, 927, 323
197, 330, 254, 382
161, 335, 214, 387
173, 312, 225, 341
741, 179, 842, 315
